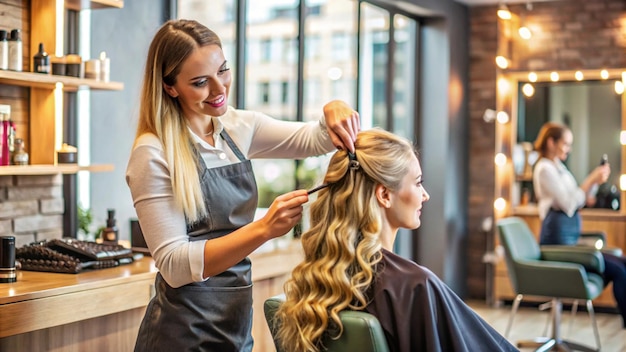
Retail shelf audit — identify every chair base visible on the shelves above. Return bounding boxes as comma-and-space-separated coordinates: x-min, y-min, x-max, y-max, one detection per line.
517, 337, 599, 352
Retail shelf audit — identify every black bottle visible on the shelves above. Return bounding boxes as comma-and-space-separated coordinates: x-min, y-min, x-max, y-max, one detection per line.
102, 209, 119, 245
33, 42, 50, 74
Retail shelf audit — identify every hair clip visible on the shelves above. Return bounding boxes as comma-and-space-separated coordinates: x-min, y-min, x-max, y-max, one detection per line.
348, 151, 360, 171
307, 183, 330, 195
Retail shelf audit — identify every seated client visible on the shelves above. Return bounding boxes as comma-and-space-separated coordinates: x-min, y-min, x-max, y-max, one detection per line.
275, 128, 517, 352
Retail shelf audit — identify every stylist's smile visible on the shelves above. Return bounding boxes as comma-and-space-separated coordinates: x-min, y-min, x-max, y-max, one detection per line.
208, 96, 225, 107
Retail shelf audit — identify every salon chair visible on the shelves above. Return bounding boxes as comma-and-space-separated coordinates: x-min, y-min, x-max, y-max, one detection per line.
497, 217, 603, 352
264, 294, 390, 352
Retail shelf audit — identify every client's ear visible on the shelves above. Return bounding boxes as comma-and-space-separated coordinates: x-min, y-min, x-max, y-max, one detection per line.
375, 184, 391, 209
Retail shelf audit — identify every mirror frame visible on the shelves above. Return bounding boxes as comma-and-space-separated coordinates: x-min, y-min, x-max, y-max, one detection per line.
494, 69, 626, 217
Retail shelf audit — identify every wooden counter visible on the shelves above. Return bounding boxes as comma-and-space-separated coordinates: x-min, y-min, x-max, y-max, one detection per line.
0, 257, 158, 351
0, 241, 303, 352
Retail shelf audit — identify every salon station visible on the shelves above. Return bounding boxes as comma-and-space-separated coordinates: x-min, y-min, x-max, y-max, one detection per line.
1, 0, 626, 351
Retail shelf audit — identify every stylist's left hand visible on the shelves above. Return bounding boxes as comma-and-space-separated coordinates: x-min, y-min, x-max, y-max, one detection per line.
323, 100, 360, 153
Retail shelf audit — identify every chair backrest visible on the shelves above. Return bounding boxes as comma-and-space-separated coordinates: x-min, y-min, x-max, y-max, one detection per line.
497, 217, 541, 261
264, 294, 390, 352
496, 217, 542, 292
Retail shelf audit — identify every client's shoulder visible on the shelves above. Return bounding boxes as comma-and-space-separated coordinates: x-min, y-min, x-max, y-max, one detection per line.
379, 249, 440, 286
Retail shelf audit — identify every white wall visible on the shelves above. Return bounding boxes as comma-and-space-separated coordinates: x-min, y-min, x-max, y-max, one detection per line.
88, 1, 168, 241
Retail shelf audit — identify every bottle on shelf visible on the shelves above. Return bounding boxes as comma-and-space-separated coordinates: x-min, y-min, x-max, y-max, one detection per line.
33, 42, 50, 74
7, 29, 22, 72
0, 30, 8, 70
12, 138, 28, 166
101, 209, 119, 245
0, 104, 14, 166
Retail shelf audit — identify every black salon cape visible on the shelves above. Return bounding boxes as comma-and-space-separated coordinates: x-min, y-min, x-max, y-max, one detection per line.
364, 249, 519, 352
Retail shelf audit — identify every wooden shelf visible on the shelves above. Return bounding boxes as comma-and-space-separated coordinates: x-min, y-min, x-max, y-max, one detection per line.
0, 70, 123, 91
65, 0, 124, 10
0, 163, 114, 176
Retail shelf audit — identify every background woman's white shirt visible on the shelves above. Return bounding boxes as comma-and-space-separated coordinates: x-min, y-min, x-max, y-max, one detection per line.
126, 106, 334, 288
533, 157, 586, 220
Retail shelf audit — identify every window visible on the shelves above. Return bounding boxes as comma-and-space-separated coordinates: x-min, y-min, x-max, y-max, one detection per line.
260, 38, 272, 63
177, 0, 421, 212
260, 82, 270, 104
305, 35, 321, 60
331, 32, 351, 62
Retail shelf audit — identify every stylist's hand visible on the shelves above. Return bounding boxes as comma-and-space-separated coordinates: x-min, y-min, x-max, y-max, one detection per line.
260, 190, 309, 239
323, 100, 360, 153
592, 163, 611, 184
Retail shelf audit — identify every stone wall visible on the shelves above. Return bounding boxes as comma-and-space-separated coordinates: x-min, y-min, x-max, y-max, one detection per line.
0, 174, 64, 247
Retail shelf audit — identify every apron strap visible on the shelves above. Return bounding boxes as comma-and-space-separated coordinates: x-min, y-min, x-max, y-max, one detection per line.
220, 129, 247, 162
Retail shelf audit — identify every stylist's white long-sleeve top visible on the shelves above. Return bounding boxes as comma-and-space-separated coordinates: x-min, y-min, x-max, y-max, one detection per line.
533, 157, 586, 220
126, 106, 335, 288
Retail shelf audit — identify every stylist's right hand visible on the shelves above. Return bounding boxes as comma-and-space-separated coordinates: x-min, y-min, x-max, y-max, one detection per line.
593, 163, 611, 184
260, 190, 308, 239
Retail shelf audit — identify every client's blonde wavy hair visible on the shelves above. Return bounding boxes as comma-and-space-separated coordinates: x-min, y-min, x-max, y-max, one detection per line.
275, 128, 416, 352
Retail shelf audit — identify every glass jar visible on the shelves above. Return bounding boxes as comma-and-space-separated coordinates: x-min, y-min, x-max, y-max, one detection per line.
12, 138, 28, 165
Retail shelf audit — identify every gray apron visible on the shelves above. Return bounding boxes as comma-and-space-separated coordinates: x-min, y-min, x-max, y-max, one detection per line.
135, 130, 258, 352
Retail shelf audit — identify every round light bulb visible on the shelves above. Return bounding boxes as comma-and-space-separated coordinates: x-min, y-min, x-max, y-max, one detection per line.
601, 70, 609, 80
494, 153, 507, 166
620, 131, 626, 145
575, 71, 584, 81
528, 72, 537, 82
620, 174, 626, 191
522, 83, 535, 97
496, 111, 510, 124
494, 197, 506, 211
615, 81, 624, 95
518, 26, 532, 40
550, 72, 559, 82
495, 56, 509, 69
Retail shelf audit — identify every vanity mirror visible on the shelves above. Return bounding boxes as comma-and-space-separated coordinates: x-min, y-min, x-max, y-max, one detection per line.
496, 69, 626, 214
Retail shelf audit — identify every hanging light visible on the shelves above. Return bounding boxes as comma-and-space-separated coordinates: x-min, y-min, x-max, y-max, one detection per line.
495, 56, 509, 69
518, 2, 533, 39
497, 3, 512, 20
518, 26, 532, 40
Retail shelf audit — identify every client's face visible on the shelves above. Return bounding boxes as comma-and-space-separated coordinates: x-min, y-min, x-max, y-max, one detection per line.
384, 154, 430, 230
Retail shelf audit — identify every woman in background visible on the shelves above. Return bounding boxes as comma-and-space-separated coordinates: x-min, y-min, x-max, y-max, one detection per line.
126, 19, 360, 351
533, 121, 626, 327
275, 128, 517, 352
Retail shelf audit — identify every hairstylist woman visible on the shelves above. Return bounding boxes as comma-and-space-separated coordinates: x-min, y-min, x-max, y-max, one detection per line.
533, 122, 626, 328
125, 19, 360, 351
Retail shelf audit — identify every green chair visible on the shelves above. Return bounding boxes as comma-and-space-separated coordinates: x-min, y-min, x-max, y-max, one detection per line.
264, 294, 390, 352
497, 217, 604, 352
